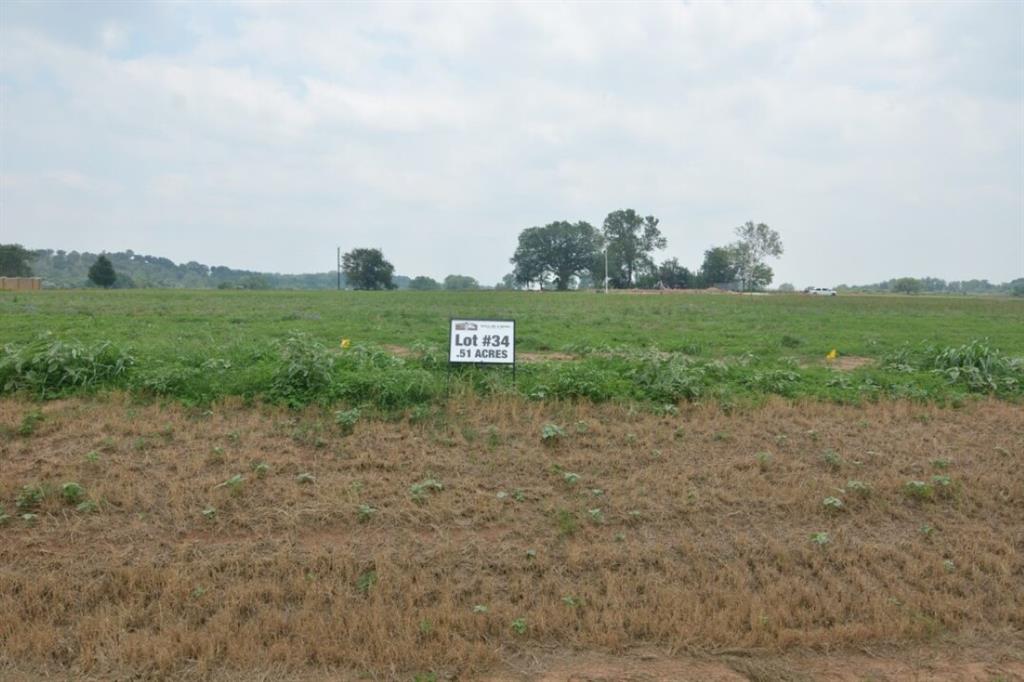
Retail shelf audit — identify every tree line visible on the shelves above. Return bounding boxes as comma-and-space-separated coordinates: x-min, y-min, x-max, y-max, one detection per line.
504, 209, 783, 291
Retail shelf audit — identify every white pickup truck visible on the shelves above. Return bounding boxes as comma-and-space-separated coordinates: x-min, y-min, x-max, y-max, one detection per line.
804, 287, 837, 296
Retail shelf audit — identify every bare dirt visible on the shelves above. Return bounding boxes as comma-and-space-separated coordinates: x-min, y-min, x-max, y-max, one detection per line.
1, 396, 1021, 680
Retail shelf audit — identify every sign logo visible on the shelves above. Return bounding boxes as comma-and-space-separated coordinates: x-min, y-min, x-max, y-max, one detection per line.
449, 319, 515, 365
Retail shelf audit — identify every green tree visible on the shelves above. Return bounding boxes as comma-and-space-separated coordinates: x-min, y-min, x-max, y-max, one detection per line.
511, 221, 601, 290
1010, 278, 1024, 297
777, 282, 796, 292
495, 273, 523, 290
409, 276, 441, 291
601, 209, 666, 287
729, 221, 783, 291
656, 258, 695, 289
87, 254, 117, 288
341, 248, 396, 290
444, 274, 479, 290
0, 244, 35, 276
892, 277, 923, 294
699, 246, 738, 287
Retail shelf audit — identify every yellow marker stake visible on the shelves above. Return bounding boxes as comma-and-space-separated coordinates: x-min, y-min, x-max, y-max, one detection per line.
826, 348, 837, 363
340, 339, 351, 349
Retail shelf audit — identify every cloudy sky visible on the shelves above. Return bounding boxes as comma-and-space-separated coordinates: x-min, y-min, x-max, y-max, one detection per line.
1, 0, 1021, 286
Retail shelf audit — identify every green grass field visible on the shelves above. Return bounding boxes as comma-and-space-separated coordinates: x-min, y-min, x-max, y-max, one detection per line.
2, 289, 1022, 407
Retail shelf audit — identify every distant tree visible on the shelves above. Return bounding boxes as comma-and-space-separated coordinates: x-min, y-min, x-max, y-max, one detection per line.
495, 273, 523, 290
511, 221, 602, 290
1011, 278, 1024, 297
87, 254, 117, 288
657, 258, 695, 289
601, 209, 666, 287
444, 274, 479, 290
777, 282, 796, 292
341, 248, 396, 290
409, 275, 441, 291
238, 274, 270, 290
892, 277, 923, 294
729, 221, 783, 291
0, 244, 35, 276
698, 246, 738, 287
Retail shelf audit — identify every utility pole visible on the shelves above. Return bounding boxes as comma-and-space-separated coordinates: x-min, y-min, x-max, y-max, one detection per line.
336, 247, 341, 291
604, 245, 609, 294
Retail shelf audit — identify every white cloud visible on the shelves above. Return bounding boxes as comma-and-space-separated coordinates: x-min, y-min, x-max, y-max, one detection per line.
1, 1, 1020, 285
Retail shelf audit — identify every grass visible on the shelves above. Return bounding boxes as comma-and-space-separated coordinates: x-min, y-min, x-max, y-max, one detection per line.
1, 395, 1021, 679
1, 290, 1022, 408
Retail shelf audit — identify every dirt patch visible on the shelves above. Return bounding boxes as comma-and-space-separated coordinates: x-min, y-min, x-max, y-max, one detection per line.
1, 397, 1021, 679
828, 355, 874, 371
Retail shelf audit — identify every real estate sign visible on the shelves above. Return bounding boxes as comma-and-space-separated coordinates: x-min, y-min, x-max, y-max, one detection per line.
449, 319, 515, 364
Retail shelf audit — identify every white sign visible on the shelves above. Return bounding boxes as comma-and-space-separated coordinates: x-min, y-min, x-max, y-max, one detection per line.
449, 319, 515, 364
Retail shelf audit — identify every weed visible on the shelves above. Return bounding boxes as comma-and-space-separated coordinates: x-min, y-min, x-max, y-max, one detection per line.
410, 478, 443, 503
413, 673, 437, 682
943, 559, 956, 573
16, 485, 44, 511
296, 472, 316, 485
574, 420, 589, 434
472, 604, 488, 614
356, 570, 377, 596
357, 503, 377, 523
0, 335, 134, 399
931, 458, 952, 470
525, 549, 537, 559
822, 496, 844, 512
541, 423, 566, 443
589, 488, 604, 497
201, 507, 217, 519
904, 480, 934, 501
0, 509, 10, 525
20, 513, 38, 524
84, 450, 100, 464
510, 618, 527, 636
755, 451, 772, 472
18, 410, 44, 436
845, 480, 872, 497
556, 509, 577, 536
932, 475, 956, 498
587, 508, 605, 524
562, 472, 580, 486
334, 407, 360, 436
485, 425, 502, 448
562, 595, 582, 608
810, 532, 830, 546
780, 334, 802, 348
251, 461, 269, 478
216, 474, 245, 495
60, 482, 85, 505
496, 491, 508, 500
512, 489, 526, 502
821, 449, 842, 470
418, 619, 432, 635
919, 523, 936, 538
76, 500, 99, 513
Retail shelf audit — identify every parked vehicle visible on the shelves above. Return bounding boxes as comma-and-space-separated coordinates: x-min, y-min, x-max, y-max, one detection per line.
804, 287, 837, 296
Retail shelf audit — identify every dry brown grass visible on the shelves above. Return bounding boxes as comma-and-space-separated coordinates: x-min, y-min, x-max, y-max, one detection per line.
1, 395, 1022, 680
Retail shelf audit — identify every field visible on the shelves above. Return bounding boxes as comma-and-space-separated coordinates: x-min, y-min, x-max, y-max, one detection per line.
1, 290, 1023, 407
1, 290, 1023, 680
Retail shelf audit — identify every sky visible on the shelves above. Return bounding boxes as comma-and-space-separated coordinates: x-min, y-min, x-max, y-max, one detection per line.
1, 0, 1022, 287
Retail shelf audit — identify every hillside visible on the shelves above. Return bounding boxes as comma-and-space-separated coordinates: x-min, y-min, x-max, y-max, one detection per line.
26, 249, 412, 290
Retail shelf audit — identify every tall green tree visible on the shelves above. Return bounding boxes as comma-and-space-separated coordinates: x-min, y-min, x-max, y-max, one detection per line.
729, 221, 783, 291
0, 244, 35, 276
891, 277, 922, 294
601, 209, 666, 287
341, 248, 396, 290
699, 246, 738, 287
511, 221, 601, 290
657, 258, 695, 289
87, 254, 117, 288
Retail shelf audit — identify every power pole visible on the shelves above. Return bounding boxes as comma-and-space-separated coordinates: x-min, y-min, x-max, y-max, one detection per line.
336, 247, 341, 291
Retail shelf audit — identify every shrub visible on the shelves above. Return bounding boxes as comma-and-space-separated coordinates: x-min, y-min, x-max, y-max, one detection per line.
0, 334, 134, 399
267, 334, 335, 407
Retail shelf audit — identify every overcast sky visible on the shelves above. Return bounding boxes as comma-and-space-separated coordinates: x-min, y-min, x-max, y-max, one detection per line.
1, 1, 1021, 287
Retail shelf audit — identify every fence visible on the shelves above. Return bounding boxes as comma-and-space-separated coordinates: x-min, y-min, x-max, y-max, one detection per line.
0, 277, 42, 291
